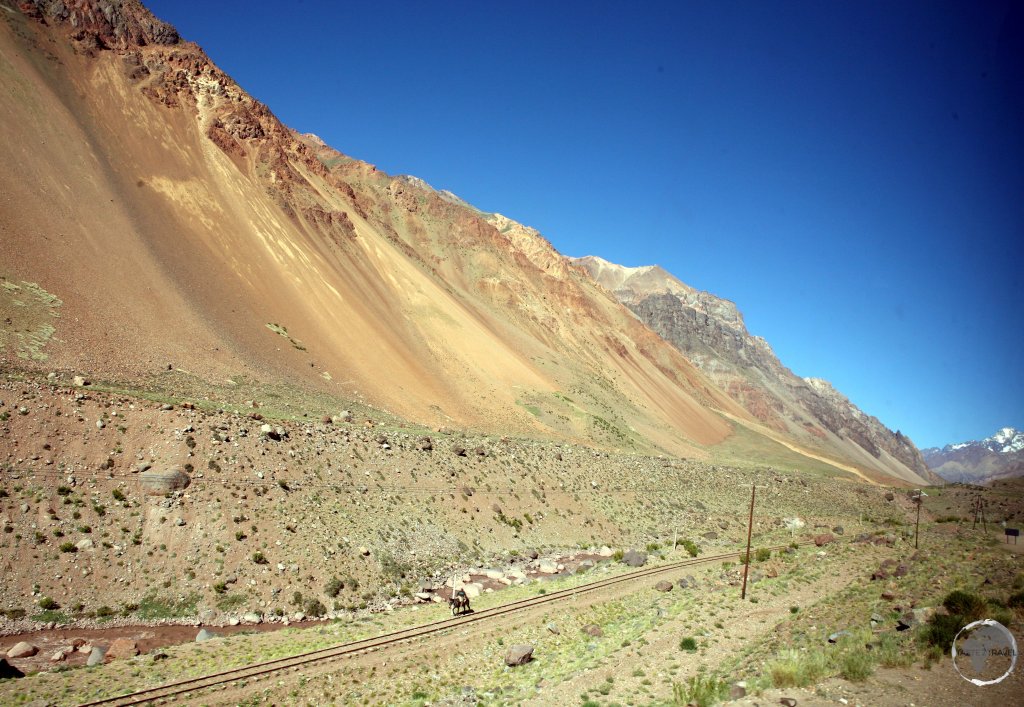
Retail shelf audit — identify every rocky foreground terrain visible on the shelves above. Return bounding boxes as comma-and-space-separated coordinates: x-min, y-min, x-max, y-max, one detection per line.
0, 371, 910, 633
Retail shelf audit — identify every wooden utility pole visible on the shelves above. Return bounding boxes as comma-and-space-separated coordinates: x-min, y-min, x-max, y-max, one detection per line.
741, 483, 756, 601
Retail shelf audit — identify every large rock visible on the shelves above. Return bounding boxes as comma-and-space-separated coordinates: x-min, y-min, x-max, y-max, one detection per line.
6, 642, 38, 659
655, 580, 673, 592
537, 558, 559, 574
87, 646, 107, 666
504, 644, 534, 666
0, 659, 24, 679
461, 583, 483, 599
105, 638, 139, 662
813, 533, 835, 547
195, 629, 218, 642
139, 466, 191, 495
621, 549, 648, 567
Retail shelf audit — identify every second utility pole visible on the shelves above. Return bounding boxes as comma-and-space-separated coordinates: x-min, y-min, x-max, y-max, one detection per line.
741, 483, 756, 600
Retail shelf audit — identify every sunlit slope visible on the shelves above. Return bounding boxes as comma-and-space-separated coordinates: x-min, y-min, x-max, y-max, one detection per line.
0, 2, 748, 455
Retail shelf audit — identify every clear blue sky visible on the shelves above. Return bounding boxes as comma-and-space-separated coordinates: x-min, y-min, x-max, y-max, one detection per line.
144, 0, 1023, 450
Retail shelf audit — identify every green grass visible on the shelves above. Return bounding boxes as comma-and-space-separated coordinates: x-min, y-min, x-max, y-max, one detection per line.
673, 673, 729, 706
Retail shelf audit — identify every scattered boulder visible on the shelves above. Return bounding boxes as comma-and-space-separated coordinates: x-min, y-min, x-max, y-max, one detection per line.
655, 580, 673, 592
537, 558, 559, 574
780, 698, 798, 707
105, 638, 139, 662
242, 612, 262, 624
452, 446, 468, 457
334, 411, 353, 424
729, 682, 747, 699
416, 437, 433, 451
582, 624, 603, 637
702, 531, 719, 540
577, 559, 595, 572
139, 466, 191, 495
86, 646, 107, 666
195, 629, 218, 642
813, 533, 835, 547
597, 546, 614, 557
546, 622, 560, 635
504, 644, 534, 666
50, 650, 67, 662
6, 642, 38, 659
525, 549, 539, 560
884, 492, 895, 501
621, 549, 647, 567
832, 525, 845, 535
677, 575, 697, 589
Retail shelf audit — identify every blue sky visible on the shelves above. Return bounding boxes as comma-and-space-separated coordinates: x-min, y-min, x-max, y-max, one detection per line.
144, 0, 1023, 449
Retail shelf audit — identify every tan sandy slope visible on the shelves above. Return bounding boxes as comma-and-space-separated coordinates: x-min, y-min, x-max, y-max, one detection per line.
0, 0, 756, 459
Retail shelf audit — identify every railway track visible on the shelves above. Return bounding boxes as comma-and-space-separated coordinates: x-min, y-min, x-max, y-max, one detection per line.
78, 540, 817, 706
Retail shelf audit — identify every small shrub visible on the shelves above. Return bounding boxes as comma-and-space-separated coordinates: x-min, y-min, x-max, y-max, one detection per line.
95, 605, 115, 618
672, 674, 728, 707
790, 605, 799, 614
213, 581, 227, 595
59, 541, 77, 553
837, 647, 875, 681
252, 551, 268, 565
1007, 591, 1024, 608
112, 489, 126, 502
767, 649, 830, 688
325, 577, 344, 598
646, 542, 660, 553
612, 549, 624, 562
305, 598, 327, 617
681, 539, 699, 557
755, 548, 771, 562
38, 597, 59, 610
56, 486, 72, 496
943, 590, 987, 621
679, 636, 698, 652
235, 530, 247, 541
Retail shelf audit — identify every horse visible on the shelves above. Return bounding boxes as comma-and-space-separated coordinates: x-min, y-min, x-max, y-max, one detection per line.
449, 590, 471, 616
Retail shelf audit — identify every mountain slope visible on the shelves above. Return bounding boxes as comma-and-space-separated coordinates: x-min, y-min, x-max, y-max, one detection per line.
0, 0, 754, 459
923, 428, 1024, 484
574, 256, 933, 485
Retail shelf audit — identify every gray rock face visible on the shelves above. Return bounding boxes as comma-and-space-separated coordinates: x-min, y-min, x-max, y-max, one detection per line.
138, 466, 191, 495
573, 255, 932, 484
87, 646, 107, 666
504, 644, 534, 666
621, 549, 647, 567
195, 629, 218, 642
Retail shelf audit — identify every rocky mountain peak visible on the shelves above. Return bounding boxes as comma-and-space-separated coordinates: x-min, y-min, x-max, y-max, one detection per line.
924, 427, 1024, 483
575, 255, 931, 484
